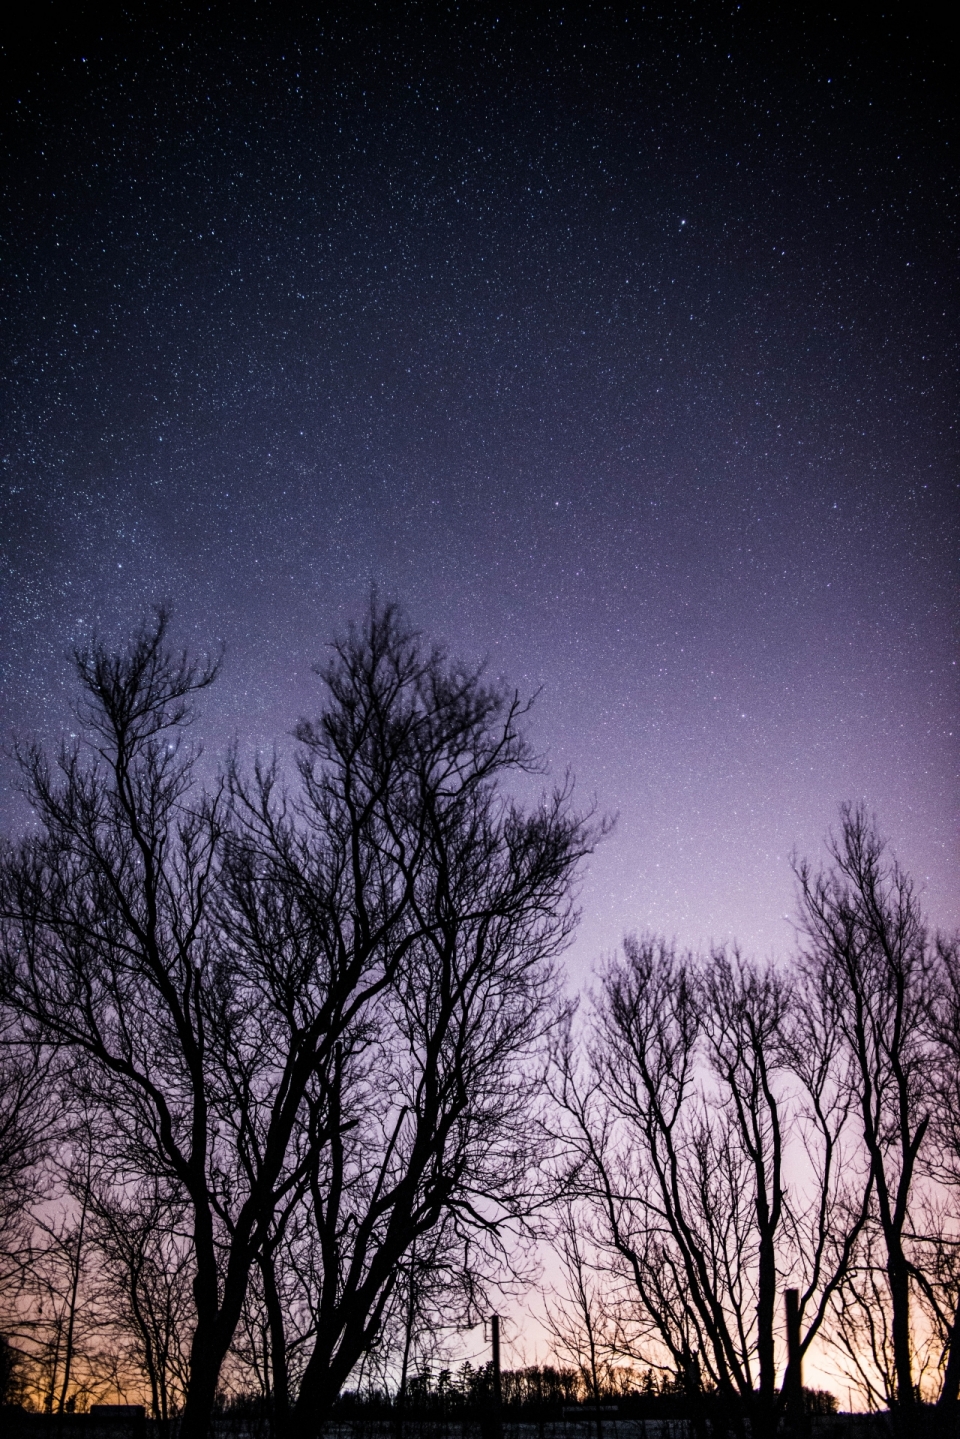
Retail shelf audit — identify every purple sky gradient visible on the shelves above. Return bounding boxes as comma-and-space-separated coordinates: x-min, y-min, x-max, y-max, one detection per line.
2, 3, 957, 986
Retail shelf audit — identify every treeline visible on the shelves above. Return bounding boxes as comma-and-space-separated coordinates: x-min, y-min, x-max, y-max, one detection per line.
548, 832, 960, 1439
334, 1360, 672, 1414
0, 602, 957, 1439
333, 1363, 837, 1418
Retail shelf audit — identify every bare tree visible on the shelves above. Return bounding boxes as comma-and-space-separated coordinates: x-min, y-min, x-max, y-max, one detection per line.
12, 1179, 109, 1413
86, 1176, 193, 1426
541, 1202, 615, 1439
555, 937, 866, 1439
0, 601, 592, 1439
0, 612, 264, 1439
0, 611, 386, 1439
375, 1221, 495, 1439
917, 933, 960, 1411
0, 1020, 53, 1403
0, 1016, 53, 1296
222, 600, 595, 1438
829, 1224, 904, 1412
796, 805, 935, 1425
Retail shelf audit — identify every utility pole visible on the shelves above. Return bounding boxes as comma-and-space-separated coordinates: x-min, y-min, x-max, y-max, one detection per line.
785, 1289, 807, 1439
490, 1315, 503, 1439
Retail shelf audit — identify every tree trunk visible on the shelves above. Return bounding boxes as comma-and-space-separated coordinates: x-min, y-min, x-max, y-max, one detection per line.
179, 1285, 252, 1439
888, 1249, 915, 1428
937, 1290, 960, 1407
289, 1359, 346, 1439
754, 1224, 778, 1439
261, 1251, 289, 1430
57, 1173, 90, 1414
179, 1327, 230, 1439
783, 1289, 808, 1439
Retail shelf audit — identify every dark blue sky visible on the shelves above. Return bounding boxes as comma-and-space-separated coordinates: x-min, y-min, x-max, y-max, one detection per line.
2, 2, 956, 971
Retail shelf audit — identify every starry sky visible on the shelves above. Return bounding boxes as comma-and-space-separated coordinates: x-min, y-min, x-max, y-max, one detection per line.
2, 2, 957, 976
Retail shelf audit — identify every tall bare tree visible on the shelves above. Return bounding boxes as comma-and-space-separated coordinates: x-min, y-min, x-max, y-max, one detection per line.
795, 806, 935, 1426
0, 613, 268, 1439
223, 600, 594, 1438
555, 937, 867, 1439
1, 600, 591, 1439
912, 931, 960, 1412
0, 610, 399, 1437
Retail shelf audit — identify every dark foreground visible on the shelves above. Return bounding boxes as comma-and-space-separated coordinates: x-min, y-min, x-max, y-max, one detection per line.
0, 1410, 935, 1439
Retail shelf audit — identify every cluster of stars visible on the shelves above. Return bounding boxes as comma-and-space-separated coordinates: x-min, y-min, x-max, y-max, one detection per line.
0, 6, 955, 958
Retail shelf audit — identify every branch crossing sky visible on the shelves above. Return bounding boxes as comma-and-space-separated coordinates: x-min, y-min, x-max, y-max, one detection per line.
2, 2, 956, 969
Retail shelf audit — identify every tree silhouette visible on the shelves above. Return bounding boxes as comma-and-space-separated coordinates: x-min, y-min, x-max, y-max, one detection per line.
0, 599, 593, 1439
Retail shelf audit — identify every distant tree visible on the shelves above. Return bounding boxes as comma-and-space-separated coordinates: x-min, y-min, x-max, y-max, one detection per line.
803, 1388, 839, 1415
13, 1175, 105, 1413
541, 1201, 615, 1438
85, 1175, 193, 1426
924, 934, 960, 1413
0, 1026, 52, 1413
555, 938, 867, 1439
795, 806, 936, 1425
496, 1364, 580, 1409
0, 1329, 26, 1405
0, 1017, 53, 1295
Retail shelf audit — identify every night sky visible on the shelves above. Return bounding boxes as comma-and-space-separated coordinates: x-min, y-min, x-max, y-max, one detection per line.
2, 2, 957, 976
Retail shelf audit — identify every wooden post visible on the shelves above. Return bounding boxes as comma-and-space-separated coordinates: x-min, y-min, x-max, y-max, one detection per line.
785, 1289, 806, 1437
491, 1315, 503, 1439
